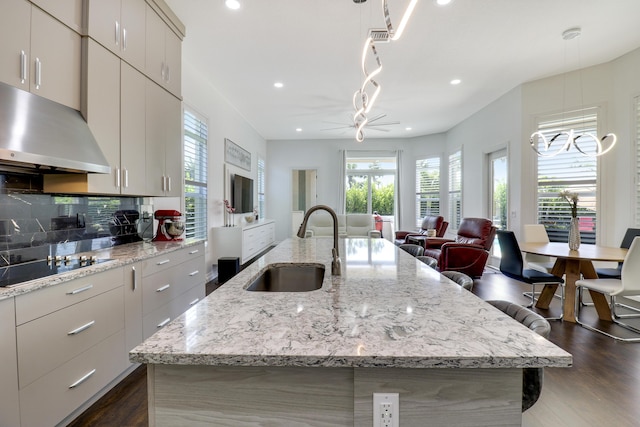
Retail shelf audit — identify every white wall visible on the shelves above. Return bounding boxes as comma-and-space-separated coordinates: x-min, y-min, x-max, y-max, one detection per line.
267, 134, 446, 242
180, 60, 267, 276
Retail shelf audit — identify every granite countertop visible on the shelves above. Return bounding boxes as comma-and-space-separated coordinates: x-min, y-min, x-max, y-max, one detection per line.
0, 239, 204, 301
130, 237, 572, 370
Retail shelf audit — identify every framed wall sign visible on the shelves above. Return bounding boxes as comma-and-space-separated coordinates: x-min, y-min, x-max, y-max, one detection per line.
225, 138, 251, 171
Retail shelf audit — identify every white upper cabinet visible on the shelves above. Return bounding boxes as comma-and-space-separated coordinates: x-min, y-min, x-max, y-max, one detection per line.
86, 0, 146, 72
145, 5, 181, 97
0, 0, 81, 110
31, 0, 83, 33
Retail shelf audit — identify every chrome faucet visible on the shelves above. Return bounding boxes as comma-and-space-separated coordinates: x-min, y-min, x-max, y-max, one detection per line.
296, 205, 342, 276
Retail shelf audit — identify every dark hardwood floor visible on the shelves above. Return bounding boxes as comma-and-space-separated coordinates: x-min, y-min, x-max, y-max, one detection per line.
68, 269, 640, 426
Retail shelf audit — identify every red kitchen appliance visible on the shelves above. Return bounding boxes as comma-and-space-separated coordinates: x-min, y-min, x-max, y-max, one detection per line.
153, 210, 185, 241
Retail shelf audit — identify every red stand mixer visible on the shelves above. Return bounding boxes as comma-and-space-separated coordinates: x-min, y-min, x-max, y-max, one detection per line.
153, 210, 185, 241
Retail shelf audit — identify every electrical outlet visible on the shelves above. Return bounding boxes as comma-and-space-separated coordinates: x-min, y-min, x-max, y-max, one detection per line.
373, 393, 399, 427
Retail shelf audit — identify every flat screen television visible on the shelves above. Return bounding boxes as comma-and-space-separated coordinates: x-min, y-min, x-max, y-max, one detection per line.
231, 174, 254, 213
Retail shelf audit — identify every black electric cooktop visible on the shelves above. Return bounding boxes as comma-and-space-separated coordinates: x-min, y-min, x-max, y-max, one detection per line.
0, 257, 113, 288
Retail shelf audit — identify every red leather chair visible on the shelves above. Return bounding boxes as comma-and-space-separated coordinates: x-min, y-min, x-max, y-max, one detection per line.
422, 217, 496, 278
394, 215, 448, 246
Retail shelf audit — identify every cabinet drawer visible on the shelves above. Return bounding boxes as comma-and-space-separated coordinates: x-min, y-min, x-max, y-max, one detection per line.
19, 329, 126, 427
141, 248, 190, 277
142, 282, 204, 340
15, 267, 123, 325
17, 286, 124, 388
141, 256, 203, 315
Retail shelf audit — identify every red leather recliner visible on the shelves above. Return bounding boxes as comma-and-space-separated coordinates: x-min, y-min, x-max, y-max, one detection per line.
394, 215, 448, 246
422, 217, 496, 278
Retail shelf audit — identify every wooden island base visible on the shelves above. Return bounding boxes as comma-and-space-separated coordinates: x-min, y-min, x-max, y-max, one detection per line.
148, 364, 522, 426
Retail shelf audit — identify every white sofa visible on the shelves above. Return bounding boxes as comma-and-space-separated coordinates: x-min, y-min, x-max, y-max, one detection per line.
303, 211, 380, 238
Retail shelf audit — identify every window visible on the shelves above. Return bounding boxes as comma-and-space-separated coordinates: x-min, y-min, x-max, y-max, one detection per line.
448, 150, 462, 229
536, 108, 598, 244
415, 157, 440, 227
183, 108, 208, 239
345, 153, 396, 215
257, 156, 265, 219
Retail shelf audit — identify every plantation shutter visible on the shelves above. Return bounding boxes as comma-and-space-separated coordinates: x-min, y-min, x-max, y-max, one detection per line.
448, 150, 462, 229
536, 108, 598, 243
415, 157, 440, 227
184, 108, 208, 239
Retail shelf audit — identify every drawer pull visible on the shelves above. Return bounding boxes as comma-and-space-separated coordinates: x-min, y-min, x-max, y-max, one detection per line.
189, 270, 199, 277
132, 266, 137, 290
69, 368, 96, 389
189, 249, 199, 254
189, 298, 199, 306
66, 284, 94, 295
68, 320, 96, 335
157, 317, 171, 328
156, 284, 171, 292
156, 259, 170, 266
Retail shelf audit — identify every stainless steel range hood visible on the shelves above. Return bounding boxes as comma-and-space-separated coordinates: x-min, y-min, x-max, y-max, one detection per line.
0, 81, 110, 174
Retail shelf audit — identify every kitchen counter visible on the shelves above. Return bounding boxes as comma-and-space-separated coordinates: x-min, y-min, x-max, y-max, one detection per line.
131, 238, 571, 426
0, 239, 204, 301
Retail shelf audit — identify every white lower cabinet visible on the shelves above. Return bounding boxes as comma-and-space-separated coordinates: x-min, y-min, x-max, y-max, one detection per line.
212, 220, 276, 265
0, 297, 19, 427
5, 243, 206, 426
141, 244, 205, 340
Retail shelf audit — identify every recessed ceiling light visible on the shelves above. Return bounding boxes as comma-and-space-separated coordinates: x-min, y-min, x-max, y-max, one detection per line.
450, 78, 461, 85
405, 127, 412, 131
274, 82, 284, 88
296, 128, 302, 132
225, 0, 240, 10
436, 0, 452, 5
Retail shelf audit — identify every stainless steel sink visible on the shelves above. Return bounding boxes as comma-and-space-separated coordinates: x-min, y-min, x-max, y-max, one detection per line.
246, 263, 325, 292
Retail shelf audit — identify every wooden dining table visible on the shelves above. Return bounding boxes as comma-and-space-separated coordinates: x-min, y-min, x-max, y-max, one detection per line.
519, 242, 628, 323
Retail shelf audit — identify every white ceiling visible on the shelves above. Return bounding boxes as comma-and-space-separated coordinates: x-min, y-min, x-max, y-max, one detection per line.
164, 0, 640, 141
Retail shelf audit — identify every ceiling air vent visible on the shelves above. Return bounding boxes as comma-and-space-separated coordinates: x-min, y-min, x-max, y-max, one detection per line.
368, 29, 390, 43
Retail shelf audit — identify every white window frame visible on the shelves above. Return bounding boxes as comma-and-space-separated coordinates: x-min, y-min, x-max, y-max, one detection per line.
415, 156, 440, 227
535, 107, 599, 244
257, 156, 265, 219
183, 107, 208, 240
448, 150, 462, 230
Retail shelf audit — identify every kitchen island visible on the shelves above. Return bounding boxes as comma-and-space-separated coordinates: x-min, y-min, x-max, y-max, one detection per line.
131, 237, 571, 426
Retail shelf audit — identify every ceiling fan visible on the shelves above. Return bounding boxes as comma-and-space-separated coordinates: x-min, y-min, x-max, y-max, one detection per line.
320, 113, 400, 133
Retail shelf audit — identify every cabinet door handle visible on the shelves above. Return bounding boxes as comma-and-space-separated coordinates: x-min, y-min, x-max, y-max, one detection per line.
66, 284, 93, 295
157, 317, 171, 328
166, 64, 171, 83
132, 266, 137, 290
167, 176, 172, 192
189, 249, 199, 255
161, 61, 166, 80
115, 20, 120, 45
69, 368, 96, 389
122, 27, 127, 50
123, 169, 129, 188
34, 58, 41, 89
68, 320, 95, 335
189, 270, 199, 277
156, 284, 170, 292
115, 167, 121, 188
156, 259, 170, 266
189, 298, 199, 306
20, 50, 27, 84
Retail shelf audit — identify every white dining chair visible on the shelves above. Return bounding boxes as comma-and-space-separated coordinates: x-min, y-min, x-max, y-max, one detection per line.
575, 236, 640, 341
522, 224, 556, 273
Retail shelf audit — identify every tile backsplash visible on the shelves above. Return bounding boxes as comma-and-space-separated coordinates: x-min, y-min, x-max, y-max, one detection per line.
0, 189, 150, 267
